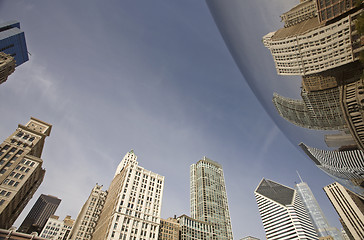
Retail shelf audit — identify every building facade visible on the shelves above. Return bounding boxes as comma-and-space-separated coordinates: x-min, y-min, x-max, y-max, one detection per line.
68, 184, 107, 240
299, 143, 364, 197
92, 150, 164, 240
0, 21, 29, 66
254, 178, 318, 240
0, 52, 15, 85
158, 217, 180, 240
18, 194, 61, 234
273, 87, 347, 130
39, 215, 74, 240
263, 9, 362, 76
178, 215, 216, 240
190, 157, 233, 240
324, 182, 364, 240
0, 117, 52, 229
295, 181, 343, 239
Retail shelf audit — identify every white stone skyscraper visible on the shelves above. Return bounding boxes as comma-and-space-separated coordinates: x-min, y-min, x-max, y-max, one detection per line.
190, 157, 233, 240
92, 150, 164, 240
254, 178, 318, 240
295, 180, 343, 240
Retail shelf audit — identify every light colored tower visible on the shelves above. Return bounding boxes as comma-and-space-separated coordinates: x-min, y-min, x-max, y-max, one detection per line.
0, 117, 52, 229
295, 175, 343, 240
190, 156, 233, 240
68, 184, 107, 240
254, 178, 318, 240
92, 150, 164, 240
324, 182, 364, 240
40, 215, 74, 239
0, 52, 15, 85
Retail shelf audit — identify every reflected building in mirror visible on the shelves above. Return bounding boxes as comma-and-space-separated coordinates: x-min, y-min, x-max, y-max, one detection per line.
263, 0, 364, 197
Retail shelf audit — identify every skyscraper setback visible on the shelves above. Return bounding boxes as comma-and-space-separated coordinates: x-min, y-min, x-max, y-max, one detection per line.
0, 117, 52, 229
190, 157, 233, 240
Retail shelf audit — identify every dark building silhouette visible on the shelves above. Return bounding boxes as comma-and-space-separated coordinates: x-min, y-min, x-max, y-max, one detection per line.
18, 194, 61, 234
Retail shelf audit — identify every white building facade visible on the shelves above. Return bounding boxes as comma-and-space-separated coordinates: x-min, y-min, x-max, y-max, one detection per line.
40, 215, 74, 240
92, 150, 164, 240
255, 178, 318, 240
67, 184, 107, 240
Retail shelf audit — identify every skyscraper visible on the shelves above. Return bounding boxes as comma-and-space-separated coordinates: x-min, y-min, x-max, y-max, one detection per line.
92, 150, 164, 240
0, 117, 52, 229
158, 217, 180, 240
68, 184, 107, 240
190, 157, 233, 240
254, 178, 318, 240
295, 180, 343, 239
324, 182, 364, 240
18, 194, 61, 234
0, 21, 29, 67
299, 143, 364, 197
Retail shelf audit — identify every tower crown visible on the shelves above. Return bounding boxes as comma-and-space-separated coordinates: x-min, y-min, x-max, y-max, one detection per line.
114, 150, 138, 176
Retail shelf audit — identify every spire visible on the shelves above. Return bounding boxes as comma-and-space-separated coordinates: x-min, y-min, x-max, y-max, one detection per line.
296, 170, 304, 183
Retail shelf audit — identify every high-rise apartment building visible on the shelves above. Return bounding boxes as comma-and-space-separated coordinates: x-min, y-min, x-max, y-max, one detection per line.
295, 181, 343, 239
324, 182, 364, 240
68, 184, 107, 240
18, 194, 61, 234
39, 215, 74, 239
190, 157, 233, 240
254, 178, 318, 240
158, 217, 180, 240
0, 117, 52, 229
0, 52, 15, 85
92, 150, 164, 240
0, 21, 29, 67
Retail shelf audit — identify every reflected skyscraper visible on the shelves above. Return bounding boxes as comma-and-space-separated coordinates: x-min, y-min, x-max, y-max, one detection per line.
190, 157, 233, 240
300, 143, 364, 197
295, 179, 343, 239
254, 178, 318, 240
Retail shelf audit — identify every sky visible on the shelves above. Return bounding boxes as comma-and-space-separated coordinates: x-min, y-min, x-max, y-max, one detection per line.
0, 1, 345, 239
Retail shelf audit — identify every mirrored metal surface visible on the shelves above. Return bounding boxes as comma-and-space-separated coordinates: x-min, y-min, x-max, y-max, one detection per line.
207, 0, 364, 197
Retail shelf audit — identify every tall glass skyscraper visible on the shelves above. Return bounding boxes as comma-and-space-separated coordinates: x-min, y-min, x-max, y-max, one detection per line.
0, 21, 29, 66
190, 157, 233, 240
295, 181, 343, 240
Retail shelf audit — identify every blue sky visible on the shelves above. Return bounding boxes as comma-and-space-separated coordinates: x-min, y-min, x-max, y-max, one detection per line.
0, 1, 344, 239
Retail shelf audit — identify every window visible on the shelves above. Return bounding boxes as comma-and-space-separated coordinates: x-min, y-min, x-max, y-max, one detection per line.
0, 200, 5, 206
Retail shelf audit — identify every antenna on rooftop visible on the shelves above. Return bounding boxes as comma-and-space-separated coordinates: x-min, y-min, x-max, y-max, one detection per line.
296, 170, 304, 183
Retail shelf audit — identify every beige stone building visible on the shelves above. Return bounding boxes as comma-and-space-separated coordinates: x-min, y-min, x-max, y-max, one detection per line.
92, 150, 164, 240
0, 117, 52, 229
0, 52, 15, 85
68, 184, 107, 240
40, 215, 75, 239
158, 217, 180, 240
324, 182, 364, 240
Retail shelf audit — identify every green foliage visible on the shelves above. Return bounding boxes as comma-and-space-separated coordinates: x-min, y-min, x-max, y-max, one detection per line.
356, 12, 364, 34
